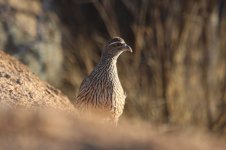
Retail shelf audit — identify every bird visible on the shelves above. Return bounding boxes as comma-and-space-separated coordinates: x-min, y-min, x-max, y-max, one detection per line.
74, 37, 132, 125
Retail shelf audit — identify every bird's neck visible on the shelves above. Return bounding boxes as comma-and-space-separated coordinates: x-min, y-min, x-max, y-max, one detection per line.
99, 55, 118, 67
97, 55, 119, 76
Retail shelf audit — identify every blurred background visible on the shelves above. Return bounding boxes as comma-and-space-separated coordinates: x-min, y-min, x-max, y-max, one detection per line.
0, 0, 226, 135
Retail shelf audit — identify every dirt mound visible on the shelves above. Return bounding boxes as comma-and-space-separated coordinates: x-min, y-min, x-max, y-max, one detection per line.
0, 51, 75, 112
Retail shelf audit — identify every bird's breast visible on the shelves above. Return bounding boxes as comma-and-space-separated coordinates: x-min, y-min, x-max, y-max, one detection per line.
76, 64, 126, 117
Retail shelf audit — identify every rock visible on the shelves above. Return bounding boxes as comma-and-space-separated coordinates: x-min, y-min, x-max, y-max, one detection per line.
0, 50, 75, 112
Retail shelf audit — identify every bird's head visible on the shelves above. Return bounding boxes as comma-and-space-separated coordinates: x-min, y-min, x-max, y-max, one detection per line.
102, 37, 132, 58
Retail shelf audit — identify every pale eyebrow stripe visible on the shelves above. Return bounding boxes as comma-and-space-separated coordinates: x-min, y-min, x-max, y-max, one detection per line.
107, 41, 125, 47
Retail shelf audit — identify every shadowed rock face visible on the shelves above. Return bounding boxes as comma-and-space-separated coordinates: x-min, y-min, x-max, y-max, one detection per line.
0, 0, 63, 85
0, 109, 225, 150
0, 50, 74, 112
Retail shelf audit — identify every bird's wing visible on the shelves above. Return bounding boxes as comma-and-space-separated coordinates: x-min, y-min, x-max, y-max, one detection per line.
79, 76, 90, 91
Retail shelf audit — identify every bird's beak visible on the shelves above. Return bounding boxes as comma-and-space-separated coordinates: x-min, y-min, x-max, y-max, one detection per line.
124, 44, 133, 53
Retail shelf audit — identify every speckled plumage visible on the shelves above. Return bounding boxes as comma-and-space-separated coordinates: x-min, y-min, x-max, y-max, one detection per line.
75, 37, 132, 125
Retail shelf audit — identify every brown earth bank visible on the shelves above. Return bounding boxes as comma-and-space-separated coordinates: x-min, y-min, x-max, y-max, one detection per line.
0, 50, 75, 112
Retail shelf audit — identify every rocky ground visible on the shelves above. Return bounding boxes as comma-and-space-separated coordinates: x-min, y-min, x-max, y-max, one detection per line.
0, 50, 74, 112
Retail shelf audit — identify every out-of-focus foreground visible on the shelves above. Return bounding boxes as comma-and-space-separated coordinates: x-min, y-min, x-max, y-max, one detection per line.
0, 109, 225, 150
0, 0, 226, 135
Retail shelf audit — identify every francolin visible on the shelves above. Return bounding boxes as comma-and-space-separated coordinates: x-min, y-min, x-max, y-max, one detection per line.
75, 37, 132, 125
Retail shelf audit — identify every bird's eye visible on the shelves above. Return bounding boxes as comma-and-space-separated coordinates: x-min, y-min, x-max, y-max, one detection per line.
106, 42, 124, 49
113, 43, 123, 47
